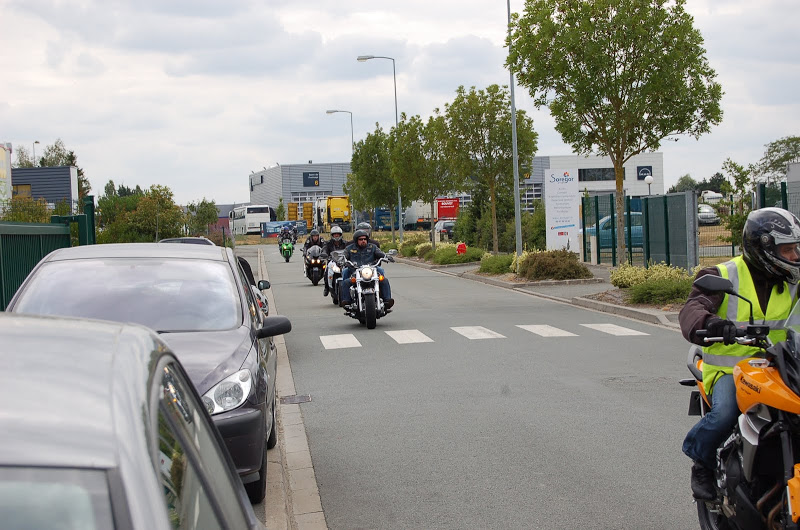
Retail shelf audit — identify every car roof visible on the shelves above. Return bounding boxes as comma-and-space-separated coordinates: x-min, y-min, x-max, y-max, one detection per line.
159, 237, 215, 245
42, 242, 230, 262
0, 313, 164, 469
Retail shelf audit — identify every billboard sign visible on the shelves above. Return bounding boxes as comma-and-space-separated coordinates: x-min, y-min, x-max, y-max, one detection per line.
637, 166, 653, 181
436, 198, 459, 219
303, 171, 320, 187
544, 168, 579, 252
0, 143, 12, 201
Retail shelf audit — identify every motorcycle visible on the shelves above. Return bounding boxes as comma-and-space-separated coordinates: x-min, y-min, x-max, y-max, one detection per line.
279, 237, 294, 262
340, 250, 396, 329
326, 250, 345, 306
681, 274, 800, 529
303, 245, 325, 286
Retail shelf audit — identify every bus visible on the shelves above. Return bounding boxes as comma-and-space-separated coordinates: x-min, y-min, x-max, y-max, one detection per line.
229, 205, 272, 235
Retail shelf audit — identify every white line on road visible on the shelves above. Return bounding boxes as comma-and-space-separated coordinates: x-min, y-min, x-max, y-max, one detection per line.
385, 329, 434, 344
320, 334, 362, 349
580, 323, 649, 336
516, 324, 578, 337
451, 326, 506, 340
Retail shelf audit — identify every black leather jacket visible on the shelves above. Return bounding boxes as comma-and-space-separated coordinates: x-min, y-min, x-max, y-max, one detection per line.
324, 238, 347, 256
303, 237, 324, 252
343, 242, 385, 267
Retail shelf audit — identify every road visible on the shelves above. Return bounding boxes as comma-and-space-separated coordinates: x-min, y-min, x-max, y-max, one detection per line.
258, 244, 698, 529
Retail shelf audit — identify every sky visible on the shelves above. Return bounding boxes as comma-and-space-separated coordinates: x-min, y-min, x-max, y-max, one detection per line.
2, 0, 798, 205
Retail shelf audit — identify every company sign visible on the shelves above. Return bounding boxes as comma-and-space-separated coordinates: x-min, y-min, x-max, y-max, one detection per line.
303, 171, 320, 187
637, 166, 653, 181
544, 168, 579, 252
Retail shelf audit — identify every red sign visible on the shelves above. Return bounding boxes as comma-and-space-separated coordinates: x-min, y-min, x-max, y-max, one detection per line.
436, 198, 460, 219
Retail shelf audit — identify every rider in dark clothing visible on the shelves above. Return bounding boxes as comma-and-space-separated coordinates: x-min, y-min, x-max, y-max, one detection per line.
322, 226, 347, 297
339, 230, 393, 309
303, 229, 324, 252
356, 222, 381, 248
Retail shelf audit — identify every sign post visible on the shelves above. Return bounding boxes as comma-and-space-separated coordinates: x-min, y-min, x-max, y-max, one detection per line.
544, 168, 580, 252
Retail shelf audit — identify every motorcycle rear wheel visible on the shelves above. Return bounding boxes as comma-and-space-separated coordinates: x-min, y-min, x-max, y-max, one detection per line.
697, 501, 731, 530
365, 293, 377, 329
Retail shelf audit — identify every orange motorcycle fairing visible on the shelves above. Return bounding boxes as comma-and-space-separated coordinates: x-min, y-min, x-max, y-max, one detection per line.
733, 361, 800, 415
789, 464, 800, 523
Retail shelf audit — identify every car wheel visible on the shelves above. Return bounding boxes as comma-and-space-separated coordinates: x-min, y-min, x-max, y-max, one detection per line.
266, 395, 278, 450
245, 405, 269, 503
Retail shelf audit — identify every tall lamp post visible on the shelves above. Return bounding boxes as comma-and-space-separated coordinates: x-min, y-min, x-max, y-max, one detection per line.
645, 175, 654, 196
507, 0, 523, 257
357, 54, 403, 242
32, 140, 40, 167
326, 110, 354, 156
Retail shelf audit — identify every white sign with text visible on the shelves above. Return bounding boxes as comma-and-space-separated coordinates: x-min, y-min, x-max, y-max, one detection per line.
544, 168, 580, 252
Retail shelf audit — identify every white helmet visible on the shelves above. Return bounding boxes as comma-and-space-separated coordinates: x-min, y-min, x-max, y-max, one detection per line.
331, 226, 343, 239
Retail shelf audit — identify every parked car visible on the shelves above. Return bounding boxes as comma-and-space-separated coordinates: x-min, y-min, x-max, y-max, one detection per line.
436, 220, 456, 240
582, 212, 644, 249
159, 236, 215, 245
697, 204, 720, 226
7, 243, 291, 503
0, 313, 266, 529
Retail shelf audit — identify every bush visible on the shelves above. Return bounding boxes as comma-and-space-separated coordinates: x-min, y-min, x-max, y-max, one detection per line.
518, 250, 592, 281
479, 254, 514, 274
415, 242, 433, 260
432, 246, 484, 264
610, 262, 695, 288
381, 241, 398, 252
399, 239, 418, 257
629, 277, 693, 304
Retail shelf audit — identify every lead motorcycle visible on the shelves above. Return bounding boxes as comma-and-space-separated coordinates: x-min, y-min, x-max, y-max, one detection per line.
303, 245, 325, 286
339, 250, 396, 329
682, 274, 800, 529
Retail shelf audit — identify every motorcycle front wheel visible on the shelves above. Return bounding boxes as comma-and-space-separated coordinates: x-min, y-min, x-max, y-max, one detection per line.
697, 502, 731, 530
365, 293, 377, 329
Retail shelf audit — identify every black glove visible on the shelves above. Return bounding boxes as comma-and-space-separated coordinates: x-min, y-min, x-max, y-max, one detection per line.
706, 317, 737, 345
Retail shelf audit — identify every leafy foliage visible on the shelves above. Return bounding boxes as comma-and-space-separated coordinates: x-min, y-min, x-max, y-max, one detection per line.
610, 262, 696, 288
756, 135, 800, 183
1, 197, 51, 223
479, 254, 515, 274
275, 198, 286, 221
667, 174, 698, 193
185, 198, 218, 235
432, 245, 483, 264
629, 277, 693, 304
518, 249, 592, 281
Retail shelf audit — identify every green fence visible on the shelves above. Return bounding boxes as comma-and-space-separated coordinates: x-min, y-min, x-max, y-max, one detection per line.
0, 222, 71, 309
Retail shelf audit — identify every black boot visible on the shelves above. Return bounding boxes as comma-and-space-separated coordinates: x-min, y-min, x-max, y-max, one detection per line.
691, 462, 716, 500
323, 284, 329, 296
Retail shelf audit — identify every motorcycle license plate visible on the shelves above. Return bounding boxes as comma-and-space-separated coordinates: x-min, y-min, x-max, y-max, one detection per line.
362, 288, 375, 294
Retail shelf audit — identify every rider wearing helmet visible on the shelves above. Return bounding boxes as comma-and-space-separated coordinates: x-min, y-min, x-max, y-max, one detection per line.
680, 207, 800, 500
322, 226, 347, 297
280, 225, 293, 243
356, 222, 381, 248
339, 229, 393, 310
303, 229, 324, 252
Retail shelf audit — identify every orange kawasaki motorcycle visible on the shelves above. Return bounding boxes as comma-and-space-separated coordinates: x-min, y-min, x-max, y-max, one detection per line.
682, 274, 800, 529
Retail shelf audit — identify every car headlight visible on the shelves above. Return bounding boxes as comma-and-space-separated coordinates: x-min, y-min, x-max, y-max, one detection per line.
361, 267, 374, 280
202, 369, 252, 415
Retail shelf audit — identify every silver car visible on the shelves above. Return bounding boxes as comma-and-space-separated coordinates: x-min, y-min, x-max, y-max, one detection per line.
698, 204, 720, 225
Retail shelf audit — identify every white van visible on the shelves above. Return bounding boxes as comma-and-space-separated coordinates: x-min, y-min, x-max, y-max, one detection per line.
700, 190, 723, 204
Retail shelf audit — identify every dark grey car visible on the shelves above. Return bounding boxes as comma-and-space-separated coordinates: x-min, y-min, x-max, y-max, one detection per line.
7, 243, 290, 503
0, 313, 266, 529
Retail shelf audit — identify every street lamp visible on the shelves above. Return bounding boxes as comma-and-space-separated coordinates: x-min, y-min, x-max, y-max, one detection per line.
326, 110, 354, 155
645, 175, 654, 195
507, 0, 523, 257
357, 54, 403, 241
32, 140, 40, 167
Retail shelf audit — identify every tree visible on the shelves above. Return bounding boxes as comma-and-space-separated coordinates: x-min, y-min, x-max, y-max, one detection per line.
444, 84, 537, 253
756, 135, 800, 184
127, 185, 184, 241
389, 112, 462, 250
719, 158, 754, 248
667, 174, 698, 193
35, 139, 92, 203
12, 146, 34, 168
186, 198, 218, 235
508, 0, 723, 259
275, 198, 286, 221
348, 124, 402, 241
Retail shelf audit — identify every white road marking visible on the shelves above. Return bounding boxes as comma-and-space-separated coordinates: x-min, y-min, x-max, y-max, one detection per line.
516, 325, 578, 337
385, 329, 434, 344
320, 334, 362, 349
580, 323, 649, 336
451, 326, 506, 340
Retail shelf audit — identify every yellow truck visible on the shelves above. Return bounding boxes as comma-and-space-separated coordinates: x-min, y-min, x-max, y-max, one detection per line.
314, 196, 352, 233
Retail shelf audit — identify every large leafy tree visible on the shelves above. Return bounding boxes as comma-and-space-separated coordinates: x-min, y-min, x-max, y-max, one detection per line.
186, 198, 219, 235
508, 0, 722, 259
756, 135, 800, 184
667, 174, 698, 193
347, 124, 402, 241
389, 112, 461, 249
444, 84, 537, 253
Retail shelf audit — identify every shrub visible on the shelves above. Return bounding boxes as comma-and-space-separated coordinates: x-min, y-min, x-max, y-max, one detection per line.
415, 242, 433, 260
518, 249, 592, 281
381, 241, 398, 252
479, 254, 514, 274
432, 246, 483, 264
629, 277, 693, 304
611, 262, 695, 288
399, 239, 418, 257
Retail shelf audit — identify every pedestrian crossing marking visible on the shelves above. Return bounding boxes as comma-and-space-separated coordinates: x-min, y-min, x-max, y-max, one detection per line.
451, 326, 506, 340
517, 325, 577, 337
320, 334, 362, 349
580, 323, 649, 336
385, 329, 434, 344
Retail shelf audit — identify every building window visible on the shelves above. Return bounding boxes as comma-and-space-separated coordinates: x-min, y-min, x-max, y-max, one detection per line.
578, 168, 622, 182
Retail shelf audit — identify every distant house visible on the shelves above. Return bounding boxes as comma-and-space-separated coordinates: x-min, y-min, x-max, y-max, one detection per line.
11, 166, 79, 208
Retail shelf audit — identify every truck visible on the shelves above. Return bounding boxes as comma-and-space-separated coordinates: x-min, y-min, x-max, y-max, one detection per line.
374, 207, 399, 231
314, 196, 352, 233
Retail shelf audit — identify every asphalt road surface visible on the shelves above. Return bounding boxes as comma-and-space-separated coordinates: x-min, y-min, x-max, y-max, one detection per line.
258, 244, 698, 530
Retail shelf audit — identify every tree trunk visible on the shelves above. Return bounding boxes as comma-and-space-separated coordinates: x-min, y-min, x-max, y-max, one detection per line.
430, 202, 436, 251
390, 209, 396, 243
614, 162, 626, 263
490, 180, 499, 254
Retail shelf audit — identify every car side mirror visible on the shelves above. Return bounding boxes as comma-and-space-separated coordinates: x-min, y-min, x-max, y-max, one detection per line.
257, 280, 270, 290
256, 315, 291, 339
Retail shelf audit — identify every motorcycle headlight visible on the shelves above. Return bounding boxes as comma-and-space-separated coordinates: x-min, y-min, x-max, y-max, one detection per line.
361, 267, 374, 280
202, 369, 252, 415
330, 263, 341, 273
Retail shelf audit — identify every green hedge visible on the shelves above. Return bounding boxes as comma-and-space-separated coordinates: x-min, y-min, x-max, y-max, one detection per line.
518, 249, 592, 281
479, 254, 514, 274
629, 277, 693, 304
432, 246, 484, 264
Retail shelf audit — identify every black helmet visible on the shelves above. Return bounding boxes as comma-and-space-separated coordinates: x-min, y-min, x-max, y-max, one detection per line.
331, 226, 343, 238
310, 229, 320, 237
742, 207, 800, 284
357, 222, 372, 236
353, 229, 369, 243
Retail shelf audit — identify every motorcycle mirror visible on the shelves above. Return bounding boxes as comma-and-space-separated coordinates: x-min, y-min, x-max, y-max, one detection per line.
257, 280, 271, 290
387, 249, 398, 256
693, 275, 734, 294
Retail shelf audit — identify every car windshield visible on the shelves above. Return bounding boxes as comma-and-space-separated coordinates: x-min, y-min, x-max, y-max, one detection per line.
0, 467, 114, 529
699, 205, 715, 213
14, 258, 241, 332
